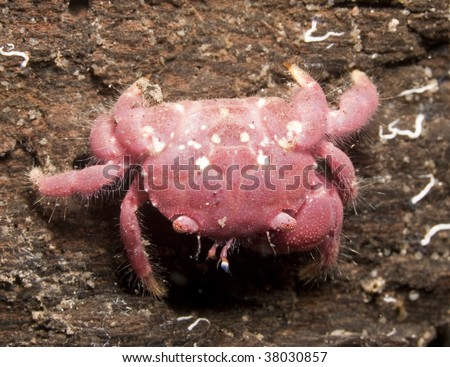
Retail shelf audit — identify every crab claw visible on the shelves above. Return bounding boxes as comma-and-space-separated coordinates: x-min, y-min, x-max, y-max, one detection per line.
270, 212, 297, 231
172, 215, 199, 234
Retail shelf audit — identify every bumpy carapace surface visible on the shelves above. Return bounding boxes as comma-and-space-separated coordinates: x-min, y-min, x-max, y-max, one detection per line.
31, 64, 378, 297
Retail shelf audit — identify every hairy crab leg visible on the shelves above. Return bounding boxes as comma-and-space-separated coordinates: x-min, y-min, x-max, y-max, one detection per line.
30, 162, 126, 197
120, 175, 166, 298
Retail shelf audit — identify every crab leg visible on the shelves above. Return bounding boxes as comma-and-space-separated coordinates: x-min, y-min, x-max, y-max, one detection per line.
30, 162, 125, 197
120, 174, 166, 297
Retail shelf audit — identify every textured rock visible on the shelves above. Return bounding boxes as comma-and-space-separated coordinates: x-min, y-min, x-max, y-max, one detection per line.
0, 0, 448, 346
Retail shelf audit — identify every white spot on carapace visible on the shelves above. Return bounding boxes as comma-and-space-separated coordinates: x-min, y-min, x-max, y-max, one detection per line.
178, 144, 186, 150
200, 124, 207, 130
174, 103, 185, 112
109, 137, 117, 143
195, 156, 210, 170
187, 139, 202, 149
218, 216, 227, 228
211, 133, 221, 144
287, 120, 303, 134
260, 136, 270, 147
257, 150, 269, 165
220, 108, 230, 118
276, 134, 295, 150
240, 131, 250, 143
170, 132, 175, 138
151, 136, 165, 153
141, 125, 154, 138
248, 122, 256, 129
257, 98, 266, 108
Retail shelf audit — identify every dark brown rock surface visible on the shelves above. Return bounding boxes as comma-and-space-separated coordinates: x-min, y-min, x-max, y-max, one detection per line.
1, 0, 448, 346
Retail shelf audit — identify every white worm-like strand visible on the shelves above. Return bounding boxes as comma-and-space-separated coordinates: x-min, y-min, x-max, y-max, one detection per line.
176, 315, 194, 321
420, 224, 450, 246
304, 20, 345, 43
411, 174, 437, 205
0, 43, 29, 68
379, 113, 425, 140
187, 318, 211, 331
397, 79, 438, 97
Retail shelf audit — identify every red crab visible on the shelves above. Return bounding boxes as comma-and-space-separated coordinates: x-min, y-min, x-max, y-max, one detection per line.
31, 64, 378, 297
